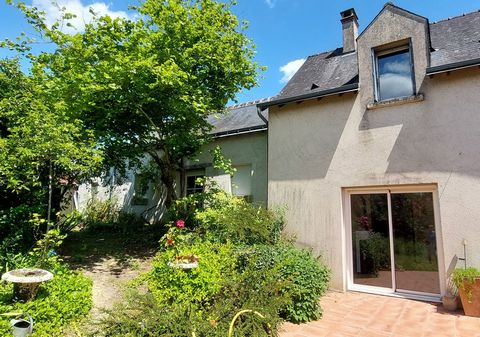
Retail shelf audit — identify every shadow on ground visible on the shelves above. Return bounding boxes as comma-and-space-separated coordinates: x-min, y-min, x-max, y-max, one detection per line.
59, 226, 166, 336
59, 225, 164, 273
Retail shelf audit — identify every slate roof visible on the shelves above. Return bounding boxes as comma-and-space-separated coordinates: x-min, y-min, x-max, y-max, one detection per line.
430, 11, 480, 67
208, 100, 269, 137
276, 49, 358, 100
262, 7, 480, 107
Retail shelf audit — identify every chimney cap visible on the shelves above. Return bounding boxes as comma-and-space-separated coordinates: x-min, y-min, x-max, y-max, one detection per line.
340, 8, 358, 21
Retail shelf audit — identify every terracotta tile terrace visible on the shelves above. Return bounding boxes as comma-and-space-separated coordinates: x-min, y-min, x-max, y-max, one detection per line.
280, 291, 480, 337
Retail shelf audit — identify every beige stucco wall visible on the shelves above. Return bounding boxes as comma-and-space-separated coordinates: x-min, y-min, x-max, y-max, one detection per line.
268, 67, 480, 293
186, 131, 268, 205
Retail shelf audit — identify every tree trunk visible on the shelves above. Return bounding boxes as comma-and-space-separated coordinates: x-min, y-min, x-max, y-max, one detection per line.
162, 166, 177, 209
46, 161, 53, 232
149, 151, 177, 209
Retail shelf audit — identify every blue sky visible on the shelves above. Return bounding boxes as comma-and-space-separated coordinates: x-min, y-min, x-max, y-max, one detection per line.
1, 0, 479, 104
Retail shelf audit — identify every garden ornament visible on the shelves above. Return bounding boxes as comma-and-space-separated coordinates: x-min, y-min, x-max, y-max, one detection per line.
1, 312, 33, 337
1, 268, 53, 302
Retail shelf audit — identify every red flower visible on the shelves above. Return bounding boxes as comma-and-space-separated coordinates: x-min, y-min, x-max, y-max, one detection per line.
176, 219, 185, 229
166, 239, 174, 246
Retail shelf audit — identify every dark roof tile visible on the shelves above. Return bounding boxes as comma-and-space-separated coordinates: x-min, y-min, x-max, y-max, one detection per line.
208, 101, 268, 136
278, 50, 358, 100
430, 11, 480, 66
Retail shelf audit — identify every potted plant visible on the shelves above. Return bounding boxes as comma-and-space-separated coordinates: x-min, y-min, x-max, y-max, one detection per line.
452, 267, 480, 317
168, 254, 200, 269
163, 219, 199, 269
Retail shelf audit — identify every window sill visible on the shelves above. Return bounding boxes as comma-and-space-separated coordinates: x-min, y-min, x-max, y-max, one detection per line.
367, 94, 424, 110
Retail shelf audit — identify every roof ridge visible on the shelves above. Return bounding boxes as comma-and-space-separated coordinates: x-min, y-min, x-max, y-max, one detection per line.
227, 97, 274, 109
306, 49, 338, 59
431, 9, 480, 24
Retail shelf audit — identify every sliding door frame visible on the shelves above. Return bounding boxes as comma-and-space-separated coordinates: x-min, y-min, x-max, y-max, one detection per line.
343, 184, 445, 301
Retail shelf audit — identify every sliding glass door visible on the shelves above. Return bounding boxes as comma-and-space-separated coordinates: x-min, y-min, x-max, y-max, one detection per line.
349, 190, 440, 295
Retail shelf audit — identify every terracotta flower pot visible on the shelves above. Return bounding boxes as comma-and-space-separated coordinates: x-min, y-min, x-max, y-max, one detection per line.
457, 278, 480, 317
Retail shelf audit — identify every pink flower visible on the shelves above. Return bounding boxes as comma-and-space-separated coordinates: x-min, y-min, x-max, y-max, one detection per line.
176, 219, 185, 229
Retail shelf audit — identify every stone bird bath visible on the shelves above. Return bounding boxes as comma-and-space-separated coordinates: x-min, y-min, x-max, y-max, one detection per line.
1, 268, 53, 302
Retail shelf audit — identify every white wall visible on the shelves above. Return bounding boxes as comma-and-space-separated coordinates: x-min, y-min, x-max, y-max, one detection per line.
76, 130, 268, 223
76, 165, 168, 223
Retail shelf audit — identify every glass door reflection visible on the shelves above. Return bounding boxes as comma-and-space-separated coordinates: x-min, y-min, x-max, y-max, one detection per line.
391, 192, 440, 294
351, 193, 392, 289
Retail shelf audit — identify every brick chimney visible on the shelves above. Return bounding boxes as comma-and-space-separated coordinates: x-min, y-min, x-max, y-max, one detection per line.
340, 8, 358, 53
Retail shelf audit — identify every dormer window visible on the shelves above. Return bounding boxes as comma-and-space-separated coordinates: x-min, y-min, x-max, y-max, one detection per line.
374, 44, 415, 101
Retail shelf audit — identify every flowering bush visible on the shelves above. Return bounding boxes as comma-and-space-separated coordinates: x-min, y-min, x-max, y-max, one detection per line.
97, 189, 329, 335
356, 215, 371, 231
175, 219, 185, 229
160, 219, 196, 252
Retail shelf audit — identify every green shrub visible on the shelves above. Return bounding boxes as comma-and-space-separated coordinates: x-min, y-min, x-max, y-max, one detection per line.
168, 188, 284, 246
359, 232, 390, 275
0, 205, 42, 272
195, 191, 284, 245
167, 191, 209, 229
96, 250, 287, 337
148, 241, 236, 305
240, 244, 331, 323
57, 209, 84, 233
116, 211, 146, 233
95, 288, 283, 337
0, 261, 92, 337
95, 186, 329, 334
82, 197, 121, 229
79, 198, 144, 232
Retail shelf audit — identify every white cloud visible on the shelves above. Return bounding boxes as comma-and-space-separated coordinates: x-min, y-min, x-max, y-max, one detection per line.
379, 73, 413, 100
264, 0, 277, 8
384, 60, 411, 74
32, 0, 130, 34
279, 58, 305, 84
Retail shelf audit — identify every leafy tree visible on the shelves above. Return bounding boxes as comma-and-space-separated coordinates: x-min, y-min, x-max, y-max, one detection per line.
6, 0, 260, 208
0, 58, 102, 222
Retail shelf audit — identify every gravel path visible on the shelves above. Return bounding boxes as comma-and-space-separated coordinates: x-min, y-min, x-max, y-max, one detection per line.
83, 254, 153, 314
60, 230, 159, 336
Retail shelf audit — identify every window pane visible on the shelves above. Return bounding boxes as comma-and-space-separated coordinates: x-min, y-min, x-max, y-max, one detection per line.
351, 194, 392, 288
377, 49, 414, 101
391, 192, 440, 294
186, 174, 205, 195
187, 176, 196, 188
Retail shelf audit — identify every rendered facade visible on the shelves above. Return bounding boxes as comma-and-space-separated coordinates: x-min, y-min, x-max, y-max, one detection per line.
259, 4, 480, 299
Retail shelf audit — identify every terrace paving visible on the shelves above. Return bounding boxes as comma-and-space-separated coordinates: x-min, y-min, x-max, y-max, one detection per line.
280, 291, 480, 337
